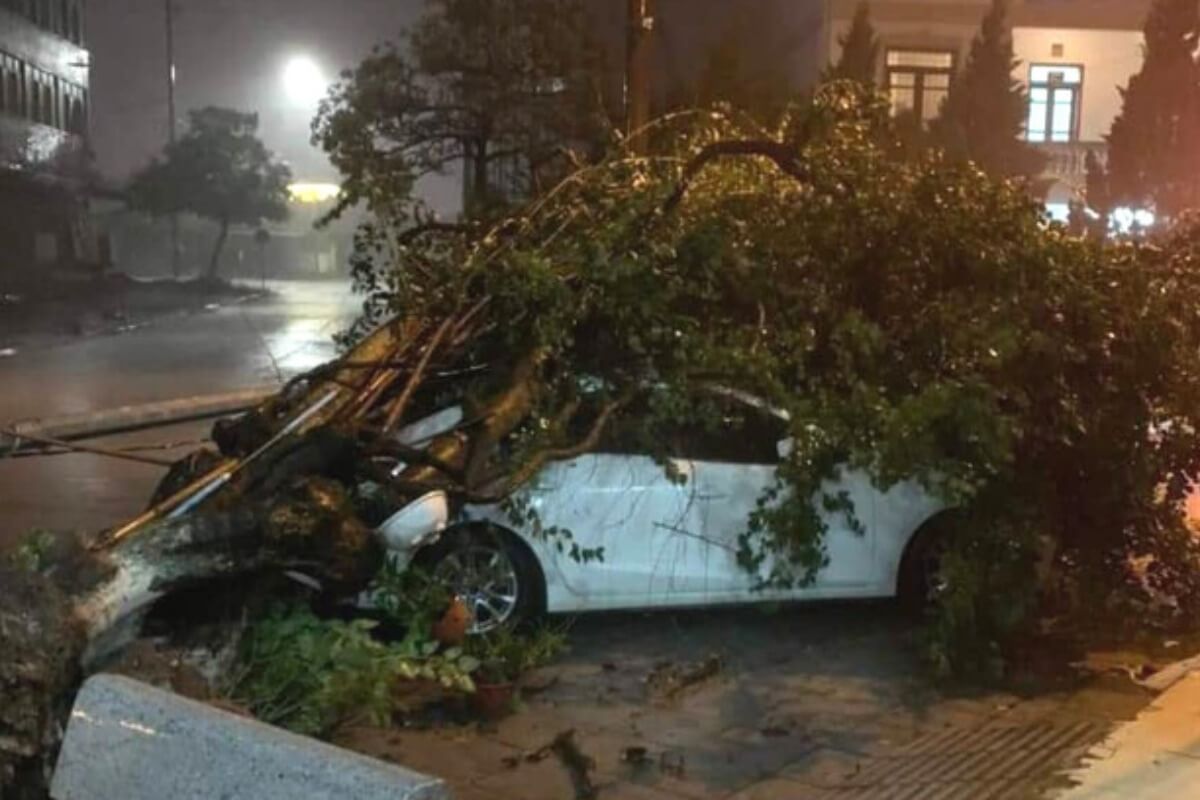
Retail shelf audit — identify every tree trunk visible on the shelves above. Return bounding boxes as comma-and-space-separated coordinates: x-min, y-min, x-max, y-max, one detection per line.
467, 139, 490, 217
0, 477, 383, 797
206, 219, 230, 282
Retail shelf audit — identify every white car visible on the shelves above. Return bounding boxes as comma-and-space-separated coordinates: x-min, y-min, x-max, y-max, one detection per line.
378, 392, 948, 632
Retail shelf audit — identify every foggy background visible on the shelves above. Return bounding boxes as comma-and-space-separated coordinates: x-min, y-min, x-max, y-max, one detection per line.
86, 0, 821, 218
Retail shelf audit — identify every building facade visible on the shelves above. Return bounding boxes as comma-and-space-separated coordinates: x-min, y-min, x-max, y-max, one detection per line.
0, 0, 93, 276
821, 0, 1152, 218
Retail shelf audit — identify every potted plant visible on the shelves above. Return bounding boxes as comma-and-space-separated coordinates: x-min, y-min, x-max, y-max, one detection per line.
370, 559, 457, 644
466, 627, 567, 718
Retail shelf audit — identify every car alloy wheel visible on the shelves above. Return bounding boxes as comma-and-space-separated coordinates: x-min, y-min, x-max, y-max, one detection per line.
433, 541, 521, 634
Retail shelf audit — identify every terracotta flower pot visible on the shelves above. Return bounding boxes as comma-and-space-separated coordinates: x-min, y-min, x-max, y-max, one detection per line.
432, 596, 471, 647
470, 682, 516, 719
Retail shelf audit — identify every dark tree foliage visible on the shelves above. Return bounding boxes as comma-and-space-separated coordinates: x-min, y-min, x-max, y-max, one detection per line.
827, 1, 880, 86
1105, 0, 1200, 220
128, 108, 291, 280
931, 0, 1044, 181
684, 2, 798, 124
314, 0, 610, 222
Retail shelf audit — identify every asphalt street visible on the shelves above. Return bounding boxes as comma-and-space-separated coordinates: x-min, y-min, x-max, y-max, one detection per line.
0, 279, 358, 546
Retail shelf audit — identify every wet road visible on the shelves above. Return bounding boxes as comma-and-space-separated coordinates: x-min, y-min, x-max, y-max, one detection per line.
0, 280, 358, 547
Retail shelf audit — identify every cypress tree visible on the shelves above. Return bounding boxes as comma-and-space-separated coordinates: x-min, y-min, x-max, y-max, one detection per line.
828, 1, 880, 86
1104, 0, 1200, 220
931, 0, 1043, 180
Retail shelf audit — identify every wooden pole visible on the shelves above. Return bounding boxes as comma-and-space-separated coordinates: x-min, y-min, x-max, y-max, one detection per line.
166, 0, 181, 278
625, 0, 656, 152
2, 429, 176, 467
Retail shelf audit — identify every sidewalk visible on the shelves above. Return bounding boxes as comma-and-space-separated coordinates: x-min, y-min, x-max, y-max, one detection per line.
331, 607, 1150, 800
1054, 671, 1200, 799
0, 274, 261, 352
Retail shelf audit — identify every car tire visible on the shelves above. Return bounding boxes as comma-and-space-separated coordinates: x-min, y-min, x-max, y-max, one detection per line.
416, 524, 544, 634
897, 514, 956, 614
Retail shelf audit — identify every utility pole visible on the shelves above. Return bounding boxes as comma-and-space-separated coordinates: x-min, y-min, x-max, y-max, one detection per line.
166, 0, 180, 279
625, 0, 655, 153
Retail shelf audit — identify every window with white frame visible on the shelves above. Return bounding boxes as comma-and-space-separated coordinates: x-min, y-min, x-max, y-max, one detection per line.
1027, 64, 1082, 143
886, 49, 953, 123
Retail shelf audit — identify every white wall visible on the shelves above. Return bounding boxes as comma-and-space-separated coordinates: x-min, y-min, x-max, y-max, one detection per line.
823, 0, 993, 82
1012, 27, 1144, 142
827, 19, 981, 82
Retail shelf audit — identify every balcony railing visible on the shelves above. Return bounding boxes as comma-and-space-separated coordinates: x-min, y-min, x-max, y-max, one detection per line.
1034, 140, 1108, 191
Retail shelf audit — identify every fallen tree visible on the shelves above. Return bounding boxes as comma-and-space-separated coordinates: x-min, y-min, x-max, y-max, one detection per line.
0, 316, 481, 793
338, 83, 1200, 669
6, 82, 1200, 795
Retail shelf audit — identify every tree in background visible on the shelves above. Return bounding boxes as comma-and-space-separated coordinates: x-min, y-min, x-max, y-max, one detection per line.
826, 1, 879, 86
686, 2, 799, 123
930, 0, 1043, 181
129, 108, 291, 281
315, 0, 609, 222
1103, 0, 1200, 221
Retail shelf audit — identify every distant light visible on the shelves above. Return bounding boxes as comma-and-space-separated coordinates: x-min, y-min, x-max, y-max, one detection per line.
1044, 202, 1071, 223
289, 182, 340, 204
282, 55, 327, 107
1112, 207, 1156, 234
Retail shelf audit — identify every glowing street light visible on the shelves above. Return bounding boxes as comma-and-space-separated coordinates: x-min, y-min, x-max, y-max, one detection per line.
282, 55, 327, 108
288, 182, 341, 205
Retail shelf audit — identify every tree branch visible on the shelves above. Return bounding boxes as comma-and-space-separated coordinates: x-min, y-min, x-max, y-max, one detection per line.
396, 221, 471, 246
472, 391, 635, 502
367, 439, 467, 484
662, 140, 808, 215
383, 315, 458, 433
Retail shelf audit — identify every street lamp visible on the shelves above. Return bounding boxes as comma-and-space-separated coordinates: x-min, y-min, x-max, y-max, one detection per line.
282, 55, 327, 108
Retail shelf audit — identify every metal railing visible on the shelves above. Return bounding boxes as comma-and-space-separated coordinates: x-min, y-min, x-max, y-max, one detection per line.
1035, 140, 1108, 187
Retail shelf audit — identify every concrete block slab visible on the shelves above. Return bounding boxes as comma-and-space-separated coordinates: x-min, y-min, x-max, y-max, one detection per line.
50, 674, 451, 800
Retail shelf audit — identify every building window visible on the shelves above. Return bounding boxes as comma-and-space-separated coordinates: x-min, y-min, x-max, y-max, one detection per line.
1027, 64, 1082, 143
38, 79, 49, 124
886, 49, 953, 123
68, 94, 83, 134
0, 55, 15, 116
53, 78, 64, 129
27, 80, 37, 122
8, 61, 24, 118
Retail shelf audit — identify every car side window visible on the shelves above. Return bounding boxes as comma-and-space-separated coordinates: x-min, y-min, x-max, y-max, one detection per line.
596, 393, 788, 464
666, 397, 789, 464
594, 395, 659, 456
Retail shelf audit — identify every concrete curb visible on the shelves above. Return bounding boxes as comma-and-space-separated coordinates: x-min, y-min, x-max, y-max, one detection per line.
51, 675, 451, 800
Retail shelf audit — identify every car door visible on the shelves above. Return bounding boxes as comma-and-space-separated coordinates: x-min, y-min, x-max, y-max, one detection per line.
685, 398, 879, 604
519, 451, 705, 611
